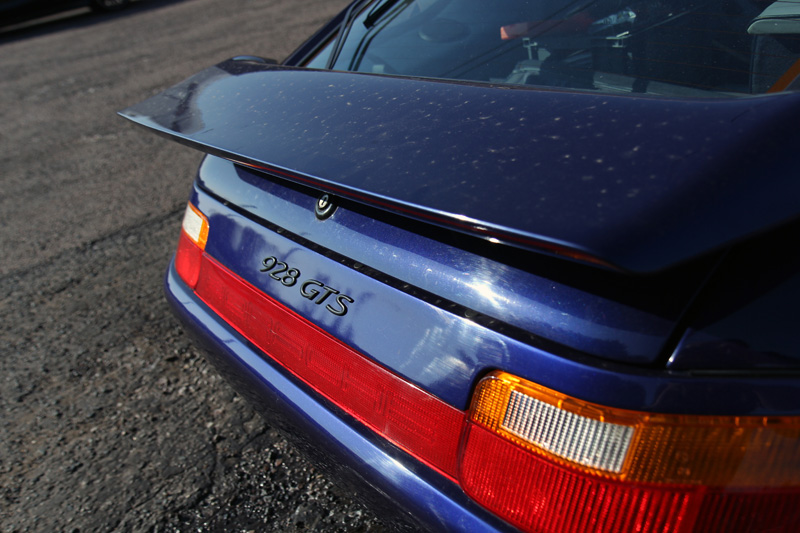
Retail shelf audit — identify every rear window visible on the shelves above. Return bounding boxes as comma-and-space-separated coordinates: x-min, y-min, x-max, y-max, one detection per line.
320, 0, 800, 97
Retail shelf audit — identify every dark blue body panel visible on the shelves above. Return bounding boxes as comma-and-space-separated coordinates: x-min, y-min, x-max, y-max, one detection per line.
196, 156, 701, 367
185, 179, 800, 416
668, 219, 800, 370
120, 59, 800, 272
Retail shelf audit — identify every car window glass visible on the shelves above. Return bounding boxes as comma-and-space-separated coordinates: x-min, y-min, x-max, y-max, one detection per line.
329, 0, 800, 97
303, 33, 339, 69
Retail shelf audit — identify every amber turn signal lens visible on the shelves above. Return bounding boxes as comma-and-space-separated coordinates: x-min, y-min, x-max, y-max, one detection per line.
175, 203, 209, 289
461, 371, 800, 533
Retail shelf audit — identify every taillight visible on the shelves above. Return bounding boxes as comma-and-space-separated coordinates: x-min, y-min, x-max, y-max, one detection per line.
461, 371, 800, 533
175, 203, 209, 289
173, 204, 800, 531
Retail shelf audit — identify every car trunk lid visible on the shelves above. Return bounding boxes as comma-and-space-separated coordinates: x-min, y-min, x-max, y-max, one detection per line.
120, 58, 800, 273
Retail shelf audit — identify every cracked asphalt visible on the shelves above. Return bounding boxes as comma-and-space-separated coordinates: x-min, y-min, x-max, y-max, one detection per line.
0, 0, 385, 530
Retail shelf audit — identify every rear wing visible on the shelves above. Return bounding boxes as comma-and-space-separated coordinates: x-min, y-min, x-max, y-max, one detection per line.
120, 58, 800, 273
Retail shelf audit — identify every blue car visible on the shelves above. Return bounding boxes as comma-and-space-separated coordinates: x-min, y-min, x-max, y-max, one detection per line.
121, 0, 800, 531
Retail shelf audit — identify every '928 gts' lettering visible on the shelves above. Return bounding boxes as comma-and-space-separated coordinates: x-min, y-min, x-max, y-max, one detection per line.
260, 256, 354, 316
300, 280, 354, 316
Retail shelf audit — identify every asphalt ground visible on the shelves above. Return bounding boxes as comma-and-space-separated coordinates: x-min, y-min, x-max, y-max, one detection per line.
0, 0, 387, 530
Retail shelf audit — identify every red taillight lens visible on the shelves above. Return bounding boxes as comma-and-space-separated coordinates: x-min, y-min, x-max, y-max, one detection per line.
462, 425, 800, 532
175, 231, 203, 289
461, 424, 698, 533
462, 372, 800, 532
175, 203, 209, 289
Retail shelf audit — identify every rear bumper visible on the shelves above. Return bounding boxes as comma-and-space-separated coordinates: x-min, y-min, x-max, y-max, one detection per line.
164, 258, 516, 533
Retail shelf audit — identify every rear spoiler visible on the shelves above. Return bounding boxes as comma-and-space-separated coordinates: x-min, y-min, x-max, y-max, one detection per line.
120, 58, 800, 273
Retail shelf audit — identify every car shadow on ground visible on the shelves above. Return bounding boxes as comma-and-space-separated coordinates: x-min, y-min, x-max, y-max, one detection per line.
0, 0, 190, 43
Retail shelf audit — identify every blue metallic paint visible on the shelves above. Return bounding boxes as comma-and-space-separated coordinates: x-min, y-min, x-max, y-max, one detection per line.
186, 181, 800, 416
668, 219, 800, 370
196, 156, 700, 367
120, 59, 800, 273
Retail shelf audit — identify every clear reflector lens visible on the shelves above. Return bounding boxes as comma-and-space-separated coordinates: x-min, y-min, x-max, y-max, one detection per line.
503, 389, 633, 473
181, 202, 209, 249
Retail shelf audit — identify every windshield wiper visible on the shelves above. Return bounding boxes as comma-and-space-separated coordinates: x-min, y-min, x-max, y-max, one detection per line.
327, 0, 371, 69
364, 0, 406, 28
